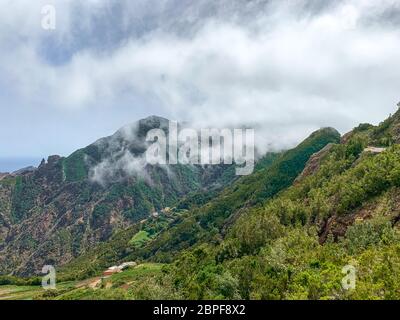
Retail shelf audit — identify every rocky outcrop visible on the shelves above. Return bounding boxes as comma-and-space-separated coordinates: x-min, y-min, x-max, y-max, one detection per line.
295, 143, 334, 183
319, 187, 400, 244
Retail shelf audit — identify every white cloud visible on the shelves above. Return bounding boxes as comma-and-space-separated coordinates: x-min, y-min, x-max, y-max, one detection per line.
1, 0, 400, 158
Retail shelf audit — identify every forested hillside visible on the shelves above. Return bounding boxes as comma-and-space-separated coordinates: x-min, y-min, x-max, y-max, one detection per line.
0, 116, 239, 276
3, 109, 400, 300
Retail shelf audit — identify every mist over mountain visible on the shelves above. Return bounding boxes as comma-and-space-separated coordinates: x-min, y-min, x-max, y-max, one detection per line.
0, 115, 253, 275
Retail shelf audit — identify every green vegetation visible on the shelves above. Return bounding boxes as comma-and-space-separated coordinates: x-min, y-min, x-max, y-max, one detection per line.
52, 112, 400, 300
11, 176, 40, 222
120, 127, 340, 262
46, 126, 340, 283
0, 275, 41, 286
63, 150, 88, 182
4, 110, 400, 300
0, 285, 44, 300
129, 230, 151, 248
157, 119, 400, 300
24, 263, 174, 300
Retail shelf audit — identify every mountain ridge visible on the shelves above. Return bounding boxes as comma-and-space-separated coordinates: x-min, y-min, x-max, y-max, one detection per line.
19, 106, 400, 300
5, 107, 400, 300
0, 116, 242, 276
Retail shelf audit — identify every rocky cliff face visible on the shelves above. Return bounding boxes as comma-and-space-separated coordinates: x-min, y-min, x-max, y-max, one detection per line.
295, 142, 334, 183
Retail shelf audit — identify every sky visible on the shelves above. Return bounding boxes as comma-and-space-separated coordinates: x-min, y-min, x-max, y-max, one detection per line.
0, 0, 400, 171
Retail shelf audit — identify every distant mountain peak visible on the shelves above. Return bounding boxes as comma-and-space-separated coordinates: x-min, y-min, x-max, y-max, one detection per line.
139, 115, 169, 124
12, 166, 37, 175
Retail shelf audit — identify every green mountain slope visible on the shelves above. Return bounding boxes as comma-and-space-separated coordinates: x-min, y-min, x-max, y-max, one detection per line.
52, 126, 339, 281
30, 107, 400, 300
6, 108, 400, 300
0, 116, 239, 276
163, 108, 400, 300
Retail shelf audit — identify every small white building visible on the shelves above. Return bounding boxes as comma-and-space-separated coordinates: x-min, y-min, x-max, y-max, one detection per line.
119, 262, 137, 270
103, 262, 137, 276
103, 266, 121, 276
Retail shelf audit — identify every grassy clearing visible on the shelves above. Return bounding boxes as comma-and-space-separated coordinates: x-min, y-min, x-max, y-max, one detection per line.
52, 263, 165, 300
129, 230, 151, 248
0, 285, 43, 300
0, 281, 77, 300
0, 263, 166, 300
109, 263, 163, 284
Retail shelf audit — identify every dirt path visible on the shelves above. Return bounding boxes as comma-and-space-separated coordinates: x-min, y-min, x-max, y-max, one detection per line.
76, 276, 102, 289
